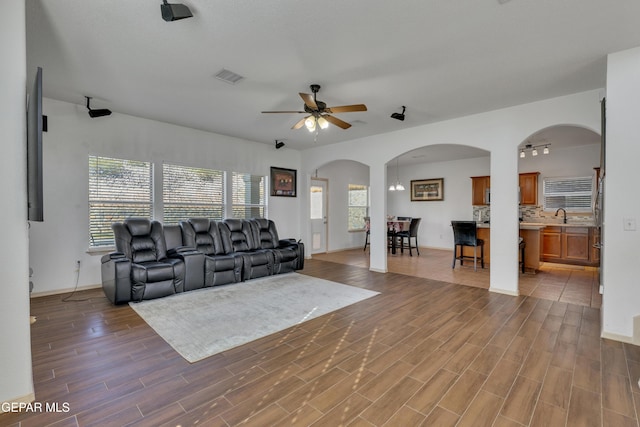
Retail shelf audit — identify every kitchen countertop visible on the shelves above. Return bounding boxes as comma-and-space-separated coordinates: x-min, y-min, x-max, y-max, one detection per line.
519, 221, 596, 228
476, 222, 596, 229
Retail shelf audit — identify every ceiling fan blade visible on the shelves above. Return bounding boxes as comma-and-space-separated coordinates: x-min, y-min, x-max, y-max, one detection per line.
326, 104, 367, 113
324, 114, 352, 129
292, 116, 308, 130
299, 93, 318, 110
261, 110, 306, 114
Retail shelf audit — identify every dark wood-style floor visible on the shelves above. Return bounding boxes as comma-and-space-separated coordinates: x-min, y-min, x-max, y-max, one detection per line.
2, 258, 638, 426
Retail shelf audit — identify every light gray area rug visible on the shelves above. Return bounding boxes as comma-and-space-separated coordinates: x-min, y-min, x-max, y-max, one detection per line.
129, 273, 379, 363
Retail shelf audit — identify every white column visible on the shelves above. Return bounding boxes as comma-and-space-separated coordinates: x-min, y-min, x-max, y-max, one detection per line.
489, 145, 520, 295
369, 161, 388, 273
0, 0, 35, 405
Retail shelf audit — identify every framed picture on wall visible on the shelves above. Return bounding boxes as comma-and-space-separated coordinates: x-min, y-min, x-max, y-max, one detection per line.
411, 178, 444, 201
270, 166, 297, 197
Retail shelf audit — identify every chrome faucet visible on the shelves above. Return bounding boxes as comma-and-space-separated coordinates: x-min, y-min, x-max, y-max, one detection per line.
555, 208, 567, 224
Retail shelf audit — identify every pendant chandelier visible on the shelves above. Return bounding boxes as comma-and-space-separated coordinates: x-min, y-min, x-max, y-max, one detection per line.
388, 157, 405, 191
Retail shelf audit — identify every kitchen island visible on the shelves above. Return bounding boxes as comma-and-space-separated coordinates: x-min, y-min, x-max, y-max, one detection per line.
464, 223, 545, 272
466, 222, 599, 272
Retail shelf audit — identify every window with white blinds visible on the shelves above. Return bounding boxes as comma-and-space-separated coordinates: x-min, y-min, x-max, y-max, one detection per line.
348, 184, 369, 231
162, 163, 224, 225
88, 155, 153, 247
232, 172, 266, 219
543, 176, 594, 212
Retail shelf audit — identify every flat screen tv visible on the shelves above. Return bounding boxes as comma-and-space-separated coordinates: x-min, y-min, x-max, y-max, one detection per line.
27, 66, 44, 222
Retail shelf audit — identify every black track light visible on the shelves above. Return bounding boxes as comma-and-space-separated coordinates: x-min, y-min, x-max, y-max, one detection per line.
161, 0, 193, 21
275, 140, 285, 149
391, 106, 406, 121
85, 96, 112, 118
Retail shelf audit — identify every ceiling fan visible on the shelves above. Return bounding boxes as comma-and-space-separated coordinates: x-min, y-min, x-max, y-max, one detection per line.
262, 84, 367, 131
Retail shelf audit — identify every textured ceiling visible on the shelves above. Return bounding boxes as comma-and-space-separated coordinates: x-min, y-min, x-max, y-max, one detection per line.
25, 0, 640, 152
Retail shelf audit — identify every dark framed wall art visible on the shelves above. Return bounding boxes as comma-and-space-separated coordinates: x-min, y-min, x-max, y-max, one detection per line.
411, 178, 444, 201
270, 167, 297, 197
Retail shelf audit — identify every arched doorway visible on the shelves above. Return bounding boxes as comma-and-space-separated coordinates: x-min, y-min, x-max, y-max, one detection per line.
517, 124, 602, 306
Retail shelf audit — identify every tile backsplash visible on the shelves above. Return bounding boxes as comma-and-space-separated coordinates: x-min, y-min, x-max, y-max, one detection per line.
472, 205, 594, 223
473, 206, 491, 222
520, 205, 594, 223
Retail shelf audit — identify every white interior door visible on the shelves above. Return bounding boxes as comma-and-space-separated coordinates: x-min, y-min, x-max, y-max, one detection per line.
310, 178, 328, 254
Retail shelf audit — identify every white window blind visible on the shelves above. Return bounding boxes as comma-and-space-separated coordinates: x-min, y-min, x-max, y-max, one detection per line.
348, 184, 369, 231
162, 163, 224, 225
232, 172, 266, 219
88, 155, 153, 247
543, 176, 593, 212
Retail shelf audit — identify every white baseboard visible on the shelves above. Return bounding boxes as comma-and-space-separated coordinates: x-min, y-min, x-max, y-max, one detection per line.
601, 330, 636, 345
31, 284, 101, 298
489, 287, 519, 297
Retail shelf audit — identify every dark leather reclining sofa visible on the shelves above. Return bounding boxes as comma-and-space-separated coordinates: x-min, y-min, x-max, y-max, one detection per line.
101, 217, 304, 304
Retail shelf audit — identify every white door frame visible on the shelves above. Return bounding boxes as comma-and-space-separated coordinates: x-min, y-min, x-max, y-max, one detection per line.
310, 177, 329, 254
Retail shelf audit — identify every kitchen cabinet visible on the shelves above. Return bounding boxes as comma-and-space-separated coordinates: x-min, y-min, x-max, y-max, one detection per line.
542, 226, 598, 266
462, 224, 544, 271
471, 173, 538, 206
471, 176, 490, 206
519, 172, 539, 205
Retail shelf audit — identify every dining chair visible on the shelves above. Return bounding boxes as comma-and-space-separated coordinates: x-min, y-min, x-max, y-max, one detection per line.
451, 220, 484, 271
397, 217, 421, 256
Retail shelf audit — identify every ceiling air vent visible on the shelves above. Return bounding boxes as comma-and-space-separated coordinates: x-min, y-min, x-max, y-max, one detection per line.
214, 69, 244, 85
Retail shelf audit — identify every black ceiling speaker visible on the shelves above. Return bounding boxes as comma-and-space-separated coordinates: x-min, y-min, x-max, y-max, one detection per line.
85, 96, 112, 118
391, 106, 406, 121
275, 140, 285, 149
161, 0, 193, 21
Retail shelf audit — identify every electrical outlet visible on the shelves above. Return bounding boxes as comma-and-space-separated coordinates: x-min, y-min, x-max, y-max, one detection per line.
623, 217, 636, 231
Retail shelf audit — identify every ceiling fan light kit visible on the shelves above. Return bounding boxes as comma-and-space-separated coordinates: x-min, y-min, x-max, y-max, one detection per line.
85, 96, 112, 118
161, 0, 193, 22
262, 84, 367, 133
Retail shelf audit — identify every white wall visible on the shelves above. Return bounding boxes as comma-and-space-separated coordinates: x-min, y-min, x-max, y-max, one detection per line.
301, 89, 602, 295
316, 160, 369, 251
519, 142, 601, 194
387, 156, 490, 250
28, 98, 301, 295
383, 142, 600, 253
0, 0, 35, 406
602, 46, 640, 341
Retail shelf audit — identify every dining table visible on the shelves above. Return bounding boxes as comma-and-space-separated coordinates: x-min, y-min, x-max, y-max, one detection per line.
387, 219, 411, 254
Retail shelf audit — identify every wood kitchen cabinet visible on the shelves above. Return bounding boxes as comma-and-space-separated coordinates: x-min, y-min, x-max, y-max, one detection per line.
471, 173, 538, 206
471, 176, 490, 206
519, 172, 539, 205
542, 226, 598, 266
542, 226, 562, 260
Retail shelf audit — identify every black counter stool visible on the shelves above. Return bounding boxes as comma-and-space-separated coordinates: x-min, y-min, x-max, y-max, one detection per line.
451, 220, 485, 271
519, 237, 526, 274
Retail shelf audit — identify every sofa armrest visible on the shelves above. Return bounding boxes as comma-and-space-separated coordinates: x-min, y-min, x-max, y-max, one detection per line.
101, 253, 132, 304
167, 246, 197, 256
278, 239, 297, 248
167, 249, 205, 292
101, 252, 126, 263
